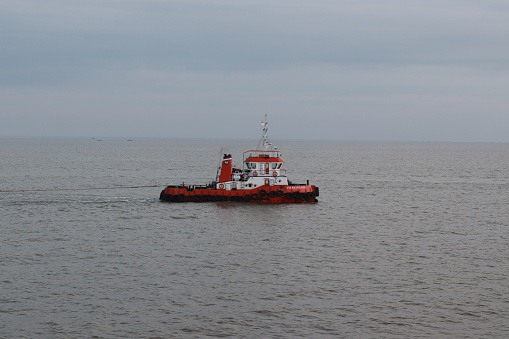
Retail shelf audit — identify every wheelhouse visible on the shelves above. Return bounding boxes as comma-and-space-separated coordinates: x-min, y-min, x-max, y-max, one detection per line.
243, 150, 285, 177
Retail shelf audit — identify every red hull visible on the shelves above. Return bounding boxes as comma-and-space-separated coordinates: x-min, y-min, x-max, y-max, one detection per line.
160, 184, 318, 203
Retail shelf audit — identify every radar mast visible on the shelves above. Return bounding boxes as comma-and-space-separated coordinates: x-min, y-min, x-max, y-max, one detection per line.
257, 114, 273, 151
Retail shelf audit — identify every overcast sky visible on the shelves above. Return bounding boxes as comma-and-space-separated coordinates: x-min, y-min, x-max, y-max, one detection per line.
1, 0, 508, 141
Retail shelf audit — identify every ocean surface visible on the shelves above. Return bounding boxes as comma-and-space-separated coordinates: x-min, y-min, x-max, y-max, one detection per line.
1, 138, 509, 338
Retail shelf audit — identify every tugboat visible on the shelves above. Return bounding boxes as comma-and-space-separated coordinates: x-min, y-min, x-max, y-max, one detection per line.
159, 116, 319, 203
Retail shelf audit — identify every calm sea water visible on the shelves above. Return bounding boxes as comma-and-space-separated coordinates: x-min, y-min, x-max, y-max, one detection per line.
1, 138, 509, 338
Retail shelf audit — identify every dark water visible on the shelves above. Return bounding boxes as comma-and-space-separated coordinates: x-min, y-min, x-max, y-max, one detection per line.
1, 138, 509, 338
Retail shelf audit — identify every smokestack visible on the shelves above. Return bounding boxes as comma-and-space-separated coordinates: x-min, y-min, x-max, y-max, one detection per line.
218, 154, 233, 183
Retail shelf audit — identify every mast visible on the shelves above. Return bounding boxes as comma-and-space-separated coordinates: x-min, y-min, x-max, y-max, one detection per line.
215, 147, 223, 182
257, 114, 272, 151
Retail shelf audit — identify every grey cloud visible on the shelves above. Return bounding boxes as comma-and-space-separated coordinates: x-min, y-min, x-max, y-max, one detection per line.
3, 0, 508, 84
